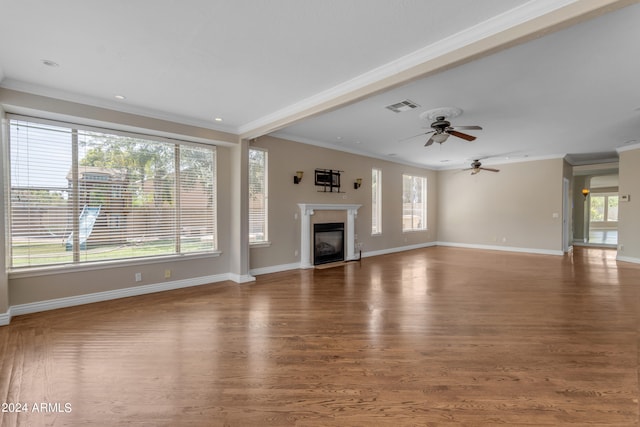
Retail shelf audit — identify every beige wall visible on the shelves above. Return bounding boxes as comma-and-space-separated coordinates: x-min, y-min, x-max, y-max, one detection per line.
249, 136, 438, 270
437, 158, 564, 253
618, 147, 640, 261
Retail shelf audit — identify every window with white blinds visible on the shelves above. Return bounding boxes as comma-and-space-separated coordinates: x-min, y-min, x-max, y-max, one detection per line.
372, 168, 382, 235
248, 148, 268, 243
402, 174, 427, 231
8, 116, 217, 269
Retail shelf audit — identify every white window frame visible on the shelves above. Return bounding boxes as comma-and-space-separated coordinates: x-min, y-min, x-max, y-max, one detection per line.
371, 168, 382, 235
248, 147, 269, 246
402, 174, 427, 232
589, 192, 618, 223
6, 115, 218, 270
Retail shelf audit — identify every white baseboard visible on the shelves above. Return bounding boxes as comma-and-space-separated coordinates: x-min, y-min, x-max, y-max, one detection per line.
226, 273, 256, 283
250, 262, 300, 276
249, 243, 438, 276
362, 241, 437, 258
436, 241, 564, 256
0, 311, 10, 326
8, 273, 233, 321
616, 255, 640, 264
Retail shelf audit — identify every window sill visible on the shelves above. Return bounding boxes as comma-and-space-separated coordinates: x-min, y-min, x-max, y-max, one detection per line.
250, 241, 272, 248
8, 251, 222, 279
402, 229, 428, 234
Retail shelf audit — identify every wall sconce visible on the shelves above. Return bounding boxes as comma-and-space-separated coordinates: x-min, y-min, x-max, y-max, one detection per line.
354, 178, 362, 189
581, 188, 590, 199
293, 171, 303, 184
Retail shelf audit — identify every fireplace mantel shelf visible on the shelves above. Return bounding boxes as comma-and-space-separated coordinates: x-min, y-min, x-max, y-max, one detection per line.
298, 203, 361, 269
298, 203, 361, 214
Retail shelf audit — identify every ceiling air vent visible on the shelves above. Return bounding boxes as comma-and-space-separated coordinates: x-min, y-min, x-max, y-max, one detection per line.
385, 99, 420, 113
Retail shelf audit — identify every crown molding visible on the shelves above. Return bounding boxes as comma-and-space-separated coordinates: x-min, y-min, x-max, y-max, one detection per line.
271, 131, 435, 170
616, 142, 640, 153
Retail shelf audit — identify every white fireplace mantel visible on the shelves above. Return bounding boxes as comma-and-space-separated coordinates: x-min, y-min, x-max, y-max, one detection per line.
298, 203, 361, 269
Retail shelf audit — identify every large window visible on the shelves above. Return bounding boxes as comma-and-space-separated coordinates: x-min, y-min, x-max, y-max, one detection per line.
590, 193, 618, 222
372, 168, 382, 235
8, 116, 217, 268
402, 174, 427, 231
248, 148, 268, 243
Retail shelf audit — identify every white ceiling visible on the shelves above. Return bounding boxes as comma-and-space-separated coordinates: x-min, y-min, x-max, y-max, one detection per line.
1, 0, 639, 169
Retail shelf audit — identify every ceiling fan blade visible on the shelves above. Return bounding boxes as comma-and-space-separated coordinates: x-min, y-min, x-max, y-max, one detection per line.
480, 167, 500, 173
398, 130, 434, 142
452, 125, 482, 130
448, 130, 476, 141
424, 135, 435, 146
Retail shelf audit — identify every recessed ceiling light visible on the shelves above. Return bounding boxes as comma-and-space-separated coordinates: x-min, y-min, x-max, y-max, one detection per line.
336, 136, 343, 141
41, 59, 59, 67
440, 159, 450, 163
354, 140, 361, 144
214, 117, 223, 122
388, 153, 397, 157
114, 95, 126, 100
624, 139, 637, 145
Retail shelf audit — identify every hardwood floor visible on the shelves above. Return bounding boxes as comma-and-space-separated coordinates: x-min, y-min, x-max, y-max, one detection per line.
1, 247, 639, 426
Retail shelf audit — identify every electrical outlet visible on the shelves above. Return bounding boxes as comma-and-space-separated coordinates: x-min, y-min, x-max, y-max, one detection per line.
164, 269, 171, 279
135, 272, 142, 282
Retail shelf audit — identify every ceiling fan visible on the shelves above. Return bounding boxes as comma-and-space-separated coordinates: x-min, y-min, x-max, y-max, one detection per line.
400, 109, 482, 146
464, 159, 500, 175
422, 116, 482, 146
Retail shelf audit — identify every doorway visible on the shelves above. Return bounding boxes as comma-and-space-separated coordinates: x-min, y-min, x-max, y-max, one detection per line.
574, 172, 619, 248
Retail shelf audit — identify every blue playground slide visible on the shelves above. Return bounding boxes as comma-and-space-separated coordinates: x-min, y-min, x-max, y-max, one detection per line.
65, 205, 101, 251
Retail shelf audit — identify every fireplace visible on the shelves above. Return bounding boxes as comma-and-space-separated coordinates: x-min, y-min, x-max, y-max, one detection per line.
298, 203, 361, 269
313, 222, 344, 265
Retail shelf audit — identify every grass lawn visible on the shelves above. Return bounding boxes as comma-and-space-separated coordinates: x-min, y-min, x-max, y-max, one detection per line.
11, 238, 213, 268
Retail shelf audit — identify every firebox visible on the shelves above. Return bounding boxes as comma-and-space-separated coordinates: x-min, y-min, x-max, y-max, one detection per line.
313, 222, 345, 265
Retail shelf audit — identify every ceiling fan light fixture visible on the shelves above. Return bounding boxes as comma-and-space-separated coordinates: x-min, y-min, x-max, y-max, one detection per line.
432, 133, 448, 143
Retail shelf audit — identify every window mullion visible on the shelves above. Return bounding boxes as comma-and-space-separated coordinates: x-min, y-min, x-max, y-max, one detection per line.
71, 128, 80, 262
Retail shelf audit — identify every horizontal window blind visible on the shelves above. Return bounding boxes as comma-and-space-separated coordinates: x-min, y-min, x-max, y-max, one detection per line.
8, 117, 217, 269
372, 168, 382, 235
248, 148, 268, 243
402, 174, 427, 231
